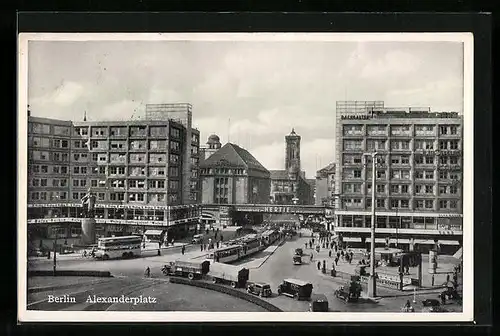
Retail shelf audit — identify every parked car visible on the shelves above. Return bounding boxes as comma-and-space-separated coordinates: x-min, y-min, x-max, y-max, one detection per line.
310, 294, 329, 312
247, 282, 272, 298
28, 247, 46, 257
422, 298, 441, 307
277, 278, 313, 301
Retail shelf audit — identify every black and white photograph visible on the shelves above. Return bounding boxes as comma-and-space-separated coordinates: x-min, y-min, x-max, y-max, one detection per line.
17, 32, 474, 322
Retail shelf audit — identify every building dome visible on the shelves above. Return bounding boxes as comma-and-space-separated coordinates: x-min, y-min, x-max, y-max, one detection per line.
207, 134, 220, 144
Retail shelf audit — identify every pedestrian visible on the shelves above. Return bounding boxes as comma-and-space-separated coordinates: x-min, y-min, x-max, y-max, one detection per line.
337, 251, 341, 259
335, 257, 339, 266
216, 241, 220, 249
312, 238, 315, 245
144, 266, 150, 278
329, 250, 332, 258
200, 243, 203, 252
181, 245, 185, 255
220, 235, 224, 242
310, 253, 314, 262
305, 242, 308, 249
440, 292, 446, 305
341, 250, 345, 258
317, 261, 321, 270
431, 274, 435, 287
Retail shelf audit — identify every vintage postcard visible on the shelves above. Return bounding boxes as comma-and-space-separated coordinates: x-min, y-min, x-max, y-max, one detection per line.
18, 32, 473, 322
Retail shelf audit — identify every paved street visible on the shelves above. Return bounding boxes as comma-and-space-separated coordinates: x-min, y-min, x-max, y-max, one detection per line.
28, 227, 463, 312
28, 276, 266, 312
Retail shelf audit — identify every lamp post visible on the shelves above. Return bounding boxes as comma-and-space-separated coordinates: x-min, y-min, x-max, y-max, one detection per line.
363, 151, 378, 298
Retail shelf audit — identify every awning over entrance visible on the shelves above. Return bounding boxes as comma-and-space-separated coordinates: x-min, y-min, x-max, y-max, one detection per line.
144, 229, 163, 236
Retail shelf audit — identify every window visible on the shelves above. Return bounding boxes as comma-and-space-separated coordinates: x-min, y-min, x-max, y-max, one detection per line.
415, 185, 422, 194
99, 166, 106, 174
98, 193, 105, 201
169, 141, 180, 151
449, 172, 460, 180
32, 165, 40, 173
376, 170, 386, 179
440, 126, 448, 135
40, 179, 47, 187
401, 200, 409, 208
449, 140, 459, 150
439, 185, 447, 195
450, 126, 458, 135
169, 167, 179, 177
32, 179, 39, 187
80, 179, 87, 187
376, 184, 385, 193
450, 185, 458, 194
73, 167, 80, 174
376, 199, 385, 208
41, 165, 48, 173
390, 199, 399, 208
169, 180, 179, 190
81, 167, 87, 174
61, 166, 67, 174
52, 179, 59, 187
73, 179, 79, 187
52, 166, 60, 174
425, 185, 434, 194
425, 171, 434, 179
60, 179, 67, 187
439, 200, 448, 209
415, 200, 424, 209
439, 141, 448, 150
449, 156, 459, 165
169, 154, 179, 164
74, 140, 81, 148
72, 192, 79, 200
149, 126, 167, 137
415, 155, 424, 165
91, 180, 98, 187
343, 140, 363, 150
40, 192, 47, 200
170, 128, 181, 138
450, 200, 458, 209
353, 170, 361, 178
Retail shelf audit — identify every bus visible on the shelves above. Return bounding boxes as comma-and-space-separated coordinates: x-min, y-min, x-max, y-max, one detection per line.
95, 235, 143, 260
209, 245, 243, 263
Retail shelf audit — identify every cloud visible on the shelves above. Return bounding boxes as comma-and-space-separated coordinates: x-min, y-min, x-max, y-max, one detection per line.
33, 81, 85, 107
360, 50, 421, 79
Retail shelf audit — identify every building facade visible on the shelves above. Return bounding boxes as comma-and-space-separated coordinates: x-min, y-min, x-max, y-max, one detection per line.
334, 101, 463, 252
315, 162, 336, 206
270, 129, 313, 205
199, 141, 271, 205
199, 134, 222, 162
27, 108, 201, 247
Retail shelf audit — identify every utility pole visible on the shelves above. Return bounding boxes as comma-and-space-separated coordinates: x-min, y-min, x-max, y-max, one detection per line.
364, 152, 378, 298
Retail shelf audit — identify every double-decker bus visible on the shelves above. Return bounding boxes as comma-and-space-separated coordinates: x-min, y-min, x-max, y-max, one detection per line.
95, 235, 143, 260
209, 245, 243, 263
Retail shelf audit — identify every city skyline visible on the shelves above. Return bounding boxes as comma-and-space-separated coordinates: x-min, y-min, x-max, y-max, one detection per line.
28, 38, 464, 179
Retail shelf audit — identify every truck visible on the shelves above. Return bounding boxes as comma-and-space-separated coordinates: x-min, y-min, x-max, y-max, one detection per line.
161, 260, 210, 280
207, 262, 249, 288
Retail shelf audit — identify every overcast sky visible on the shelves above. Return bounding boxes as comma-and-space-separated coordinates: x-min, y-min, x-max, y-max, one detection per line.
27, 39, 464, 178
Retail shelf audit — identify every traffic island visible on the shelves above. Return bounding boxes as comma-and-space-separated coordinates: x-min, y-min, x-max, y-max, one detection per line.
169, 276, 282, 312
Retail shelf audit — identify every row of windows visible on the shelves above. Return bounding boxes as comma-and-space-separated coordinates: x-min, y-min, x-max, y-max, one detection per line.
80, 139, 173, 151
30, 123, 70, 136
29, 165, 179, 177
29, 191, 177, 203
72, 126, 182, 138
343, 168, 460, 180
343, 124, 460, 136
200, 168, 246, 175
342, 182, 459, 195
343, 139, 461, 151
343, 198, 459, 210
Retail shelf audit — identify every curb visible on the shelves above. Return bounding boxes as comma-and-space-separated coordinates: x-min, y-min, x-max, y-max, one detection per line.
169, 277, 282, 312
28, 270, 113, 278
248, 239, 286, 269
28, 278, 112, 293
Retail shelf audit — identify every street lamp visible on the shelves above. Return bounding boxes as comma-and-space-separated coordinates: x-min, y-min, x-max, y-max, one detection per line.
363, 151, 378, 298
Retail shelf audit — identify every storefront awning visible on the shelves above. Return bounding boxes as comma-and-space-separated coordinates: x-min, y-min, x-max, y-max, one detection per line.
144, 229, 163, 236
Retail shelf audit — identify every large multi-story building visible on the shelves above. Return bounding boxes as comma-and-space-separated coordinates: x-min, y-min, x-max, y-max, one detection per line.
199, 139, 271, 205
27, 105, 201, 247
334, 101, 463, 253
270, 129, 312, 205
315, 162, 336, 206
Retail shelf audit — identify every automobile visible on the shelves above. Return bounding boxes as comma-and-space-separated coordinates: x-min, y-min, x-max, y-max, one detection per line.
294, 248, 303, 256
247, 282, 272, 297
277, 278, 313, 301
293, 255, 302, 265
192, 234, 204, 244
422, 305, 448, 313
59, 246, 74, 254
334, 276, 362, 303
310, 294, 329, 312
28, 247, 46, 257
422, 298, 441, 307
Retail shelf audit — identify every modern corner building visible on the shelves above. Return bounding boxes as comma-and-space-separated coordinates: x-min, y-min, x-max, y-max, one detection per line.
315, 162, 336, 206
27, 103, 201, 247
334, 101, 463, 253
270, 129, 313, 205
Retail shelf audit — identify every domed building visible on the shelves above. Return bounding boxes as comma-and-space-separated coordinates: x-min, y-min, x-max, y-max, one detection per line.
200, 134, 222, 161
269, 129, 313, 205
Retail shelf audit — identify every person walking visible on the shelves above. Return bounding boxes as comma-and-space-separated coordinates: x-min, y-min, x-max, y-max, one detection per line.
350, 251, 354, 262
335, 257, 339, 266
200, 243, 203, 252
310, 253, 314, 262
144, 266, 150, 278
305, 242, 308, 250
181, 245, 185, 255
317, 261, 321, 270
329, 250, 332, 258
